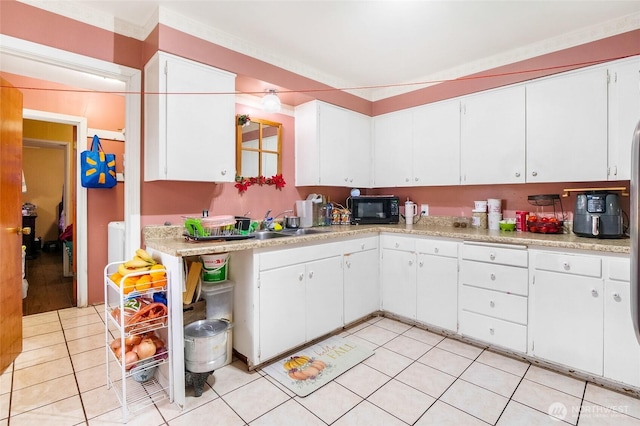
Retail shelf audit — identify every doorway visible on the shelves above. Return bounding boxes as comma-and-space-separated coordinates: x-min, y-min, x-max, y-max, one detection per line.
1, 35, 142, 308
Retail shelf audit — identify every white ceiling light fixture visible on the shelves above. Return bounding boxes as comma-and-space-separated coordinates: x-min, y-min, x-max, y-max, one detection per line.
261, 89, 281, 113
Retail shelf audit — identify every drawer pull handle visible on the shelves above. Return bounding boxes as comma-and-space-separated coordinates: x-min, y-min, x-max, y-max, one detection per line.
490, 300, 495, 308
408, 260, 413, 266
612, 292, 620, 300
489, 253, 496, 261
532, 171, 538, 177
434, 247, 439, 254
299, 273, 304, 281
346, 261, 351, 268
395, 243, 400, 248
361, 244, 365, 250
563, 261, 570, 270
309, 271, 314, 279
591, 289, 598, 297
419, 261, 424, 267
515, 172, 521, 177
490, 273, 496, 281
489, 328, 495, 335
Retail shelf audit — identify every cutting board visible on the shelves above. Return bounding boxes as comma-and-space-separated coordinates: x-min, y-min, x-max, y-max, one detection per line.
182, 261, 202, 305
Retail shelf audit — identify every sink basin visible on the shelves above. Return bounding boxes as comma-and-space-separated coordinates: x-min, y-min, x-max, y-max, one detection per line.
251, 231, 289, 240
281, 228, 330, 236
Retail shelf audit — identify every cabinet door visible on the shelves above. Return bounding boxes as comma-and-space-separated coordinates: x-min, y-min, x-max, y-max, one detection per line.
530, 270, 603, 375
305, 256, 343, 341
413, 99, 460, 186
380, 249, 416, 319
526, 67, 608, 183
145, 52, 236, 182
259, 264, 306, 361
608, 59, 640, 181
347, 111, 372, 188
373, 110, 413, 187
318, 103, 350, 186
604, 279, 640, 387
460, 85, 525, 184
344, 249, 380, 324
416, 253, 458, 331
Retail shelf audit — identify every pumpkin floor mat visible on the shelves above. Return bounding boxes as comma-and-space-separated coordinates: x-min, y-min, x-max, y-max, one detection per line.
262, 335, 375, 397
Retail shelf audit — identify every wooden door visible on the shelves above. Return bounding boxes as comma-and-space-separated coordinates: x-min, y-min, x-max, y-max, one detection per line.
0, 77, 24, 373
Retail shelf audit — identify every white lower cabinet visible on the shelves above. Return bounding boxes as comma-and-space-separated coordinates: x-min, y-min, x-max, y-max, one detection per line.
604, 257, 640, 387
529, 250, 604, 376
416, 239, 458, 332
381, 234, 459, 329
459, 243, 528, 352
258, 246, 343, 362
343, 236, 380, 325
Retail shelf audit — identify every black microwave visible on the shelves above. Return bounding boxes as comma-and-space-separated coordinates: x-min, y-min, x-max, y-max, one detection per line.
350, 196, 400, 224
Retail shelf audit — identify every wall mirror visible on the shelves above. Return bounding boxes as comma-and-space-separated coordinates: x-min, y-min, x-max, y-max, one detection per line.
236, 116, 282, 179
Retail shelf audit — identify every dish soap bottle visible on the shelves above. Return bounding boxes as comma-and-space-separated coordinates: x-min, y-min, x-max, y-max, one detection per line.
325, 196, 333, 226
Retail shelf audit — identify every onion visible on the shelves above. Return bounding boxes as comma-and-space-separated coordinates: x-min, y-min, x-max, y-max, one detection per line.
123, 351, 139, 370
153, 347, 169, 361
151, 335, 165, 350
125, 335, 142, 346
133, 338, 156, 360
110, 338, 121, 352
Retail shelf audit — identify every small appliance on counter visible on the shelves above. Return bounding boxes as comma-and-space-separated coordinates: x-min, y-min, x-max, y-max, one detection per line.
573, 190, 627, 238
348, 195, 399, 225
526, 194, 565, 234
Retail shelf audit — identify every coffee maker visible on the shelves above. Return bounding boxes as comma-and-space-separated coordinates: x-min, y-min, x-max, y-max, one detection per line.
573, 191, 625, 238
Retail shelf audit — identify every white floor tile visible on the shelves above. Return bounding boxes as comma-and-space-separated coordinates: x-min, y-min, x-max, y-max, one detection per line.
21, 331, 65, 352
363, 346, 413, 377
415, 400, 489, 426
498, 400, 571, 425
476, 349, 530, 377
167, 397, 243, 426
10, 374, 78, 415
395, 362, 457, 399
436, 337, 484, 360
383, 334, 432, 360
353, 324, 399, 346
403, 327, 447, 346
332, 400, 407, 426
373, 317, 413, 334
251, 398, 325, 426
8, 395, 85, 426
13, 342, 68, 371
525, 365, 586, 398
512, 379, 582, 425
440, 379, 509, 424
461, 361, 522, 397
221, 376, 289, 423
334, 363, 391, 399
579, 402, 640, 426
295, 381, 362, 424
583, 383, 640, 420
367, 378, 436, 424
209, 359, 261, 396
418, 346, 474, 377
12, 357, 74, 390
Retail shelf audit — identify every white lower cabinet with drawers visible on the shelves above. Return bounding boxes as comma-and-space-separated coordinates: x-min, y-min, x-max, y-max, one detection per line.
343, 235, 380, 325
380, 234, 459, 331
459, 242, 528, 353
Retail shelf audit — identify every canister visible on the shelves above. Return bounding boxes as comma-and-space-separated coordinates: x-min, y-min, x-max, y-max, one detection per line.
515, 211, 528, 232
472, 211, 487, 229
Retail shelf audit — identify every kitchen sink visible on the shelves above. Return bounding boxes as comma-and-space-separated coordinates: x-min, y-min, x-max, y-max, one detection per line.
280, 228, 330, 236
251, 231, 290, 240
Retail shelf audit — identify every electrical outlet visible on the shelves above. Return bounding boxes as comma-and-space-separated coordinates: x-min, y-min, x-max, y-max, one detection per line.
421, 204, 429, 216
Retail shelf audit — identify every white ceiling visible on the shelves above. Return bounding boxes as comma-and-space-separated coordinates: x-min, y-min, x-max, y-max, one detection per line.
10, 0, 640, 101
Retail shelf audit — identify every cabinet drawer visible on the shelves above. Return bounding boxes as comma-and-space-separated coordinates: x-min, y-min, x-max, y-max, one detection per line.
342, 236, 379, 254
259, 242, 342, 270
459, 310, 527, 353
460, 285, 527, 324
608, 257, 630, 282
534, 252, 601, 277
381, 235, 415, 252
415, 239, 458, 258
459, 260, 528, 295
461, 243, 528, 267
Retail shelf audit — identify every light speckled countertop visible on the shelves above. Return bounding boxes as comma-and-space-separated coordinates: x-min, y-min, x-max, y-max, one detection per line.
143, 219, 630, 257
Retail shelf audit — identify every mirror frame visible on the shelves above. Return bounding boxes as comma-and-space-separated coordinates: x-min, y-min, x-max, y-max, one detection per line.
236, 116, 283, 179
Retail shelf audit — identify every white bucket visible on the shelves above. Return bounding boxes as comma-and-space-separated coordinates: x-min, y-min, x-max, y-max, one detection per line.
487, 198, 502, 213
201, 253, 229, 282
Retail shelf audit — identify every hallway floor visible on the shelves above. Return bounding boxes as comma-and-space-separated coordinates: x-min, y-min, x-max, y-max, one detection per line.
2, 308, 640, 425
22, 248, 74, 316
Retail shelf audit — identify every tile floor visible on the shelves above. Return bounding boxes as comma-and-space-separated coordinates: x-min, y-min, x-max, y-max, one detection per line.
2, 307, 640, 425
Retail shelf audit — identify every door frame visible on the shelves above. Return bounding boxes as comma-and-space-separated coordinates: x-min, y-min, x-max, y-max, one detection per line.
1, 35, 142, 307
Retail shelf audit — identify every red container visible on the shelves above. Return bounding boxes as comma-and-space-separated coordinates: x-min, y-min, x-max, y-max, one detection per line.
515, 211, 528, 232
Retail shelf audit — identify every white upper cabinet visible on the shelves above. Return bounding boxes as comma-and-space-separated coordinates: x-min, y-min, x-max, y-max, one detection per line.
607, 58, 640, 181
295, 100, 371, 187
526, 66, 608, 183
372, 109, 413, 187
412, 99, 461, 186
460, 85, 526, 185
144, 52, 236, 182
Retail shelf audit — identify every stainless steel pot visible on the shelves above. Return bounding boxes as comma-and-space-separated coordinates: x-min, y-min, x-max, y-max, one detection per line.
284, 215, 300, 229
184, 319, 232, 373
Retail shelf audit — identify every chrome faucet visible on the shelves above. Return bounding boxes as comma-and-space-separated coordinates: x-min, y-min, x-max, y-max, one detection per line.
263, 209, 293, 230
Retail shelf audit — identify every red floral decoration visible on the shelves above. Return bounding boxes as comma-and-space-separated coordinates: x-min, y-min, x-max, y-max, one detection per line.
235, 174, 286, 194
